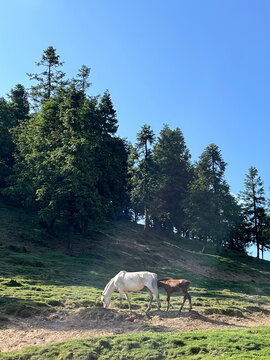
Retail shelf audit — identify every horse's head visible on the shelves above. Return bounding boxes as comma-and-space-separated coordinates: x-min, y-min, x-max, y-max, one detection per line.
101, 292, 110, 308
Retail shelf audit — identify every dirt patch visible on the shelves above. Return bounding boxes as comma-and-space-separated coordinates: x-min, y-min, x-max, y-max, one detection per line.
1, 305, 270, 353
203, 308, 244, 317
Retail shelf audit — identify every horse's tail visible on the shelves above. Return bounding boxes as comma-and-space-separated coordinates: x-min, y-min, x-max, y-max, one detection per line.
151, 273, 159, 291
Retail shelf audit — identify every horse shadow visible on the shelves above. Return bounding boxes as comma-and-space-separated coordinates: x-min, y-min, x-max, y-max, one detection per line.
149, 309, 247, 328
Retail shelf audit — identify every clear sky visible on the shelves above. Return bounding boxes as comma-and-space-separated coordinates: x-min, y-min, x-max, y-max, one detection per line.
1, 1, 270, 257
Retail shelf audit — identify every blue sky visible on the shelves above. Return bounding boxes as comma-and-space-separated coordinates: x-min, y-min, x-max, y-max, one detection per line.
1, 1, 270, 257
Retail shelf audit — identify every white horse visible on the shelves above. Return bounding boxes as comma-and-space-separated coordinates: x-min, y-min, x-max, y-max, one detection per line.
101, 270, 161, 312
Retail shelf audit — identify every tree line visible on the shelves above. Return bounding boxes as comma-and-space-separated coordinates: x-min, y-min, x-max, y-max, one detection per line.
0, 46, 269, 257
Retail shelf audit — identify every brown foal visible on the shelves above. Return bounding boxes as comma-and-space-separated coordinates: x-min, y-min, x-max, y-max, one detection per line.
158, 278, 192, 313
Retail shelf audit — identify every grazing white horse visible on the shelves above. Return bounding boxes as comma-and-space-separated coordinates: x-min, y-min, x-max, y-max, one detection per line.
101, 270, 161, 312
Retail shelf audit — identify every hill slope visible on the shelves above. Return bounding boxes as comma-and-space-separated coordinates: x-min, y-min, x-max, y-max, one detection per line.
0, 201, 270, 353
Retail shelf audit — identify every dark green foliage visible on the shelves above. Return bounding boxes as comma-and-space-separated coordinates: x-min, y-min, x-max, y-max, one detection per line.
0, 98, 14, 187
0, 48, 129, 247
131, 124, 155, 229
185, 144, 243, 252
151, 125, 192, 234
0, 86, 29, 189
6, 82, 128, 247
74, 65, 91, 93
8, 84, 29, 122
27, 46, 65, 108
239, 167, 267, 258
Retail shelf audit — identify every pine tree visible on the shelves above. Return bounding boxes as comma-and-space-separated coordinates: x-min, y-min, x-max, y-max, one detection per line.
0, 86, 29, 189
131, 125, 155, 229
0, 98, 14, 187
95, 91, 128, 219
151, 125, 192, 234
27, 46, 65, 108
8, 84, 29, 123
74, 65, 91, 93
185, 144, 235, 252
240, 166, 266, 258
8, 84, 128, 249
262, 212, 270, 259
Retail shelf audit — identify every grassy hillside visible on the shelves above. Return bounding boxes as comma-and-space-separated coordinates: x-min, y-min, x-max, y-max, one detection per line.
0, 201, 270, 319
2, 327, 270, 360
1, 201, 270, 358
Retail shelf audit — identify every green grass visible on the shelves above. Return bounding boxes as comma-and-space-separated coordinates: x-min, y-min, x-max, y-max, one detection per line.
0, 200, 270, 318
1, 327, 270, 359
1, 201, 270, 359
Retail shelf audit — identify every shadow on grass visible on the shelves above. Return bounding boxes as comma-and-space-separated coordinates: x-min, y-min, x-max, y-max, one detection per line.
153, 309, 247, 328
0, 294, 52, 318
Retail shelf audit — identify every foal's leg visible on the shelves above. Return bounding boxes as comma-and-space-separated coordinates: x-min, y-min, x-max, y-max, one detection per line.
187, 292, 192, 311
166, 294, 171, 311
178, 292, 188, 314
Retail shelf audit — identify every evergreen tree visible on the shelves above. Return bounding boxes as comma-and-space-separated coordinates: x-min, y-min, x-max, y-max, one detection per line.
185, 144, 236, 252
74, 65, 91, 93
131, 125, 155, 229
0, 98, 14, 188
240, 166, 266, 258
0, 85, 29, 190
8, 84, 29, 123
262, 212, 270, 259
27, 46, 65, 108
95, 91, 128, 219
126, 144, 140, 221
7, 84, 128, 249
151, 125, 192, 234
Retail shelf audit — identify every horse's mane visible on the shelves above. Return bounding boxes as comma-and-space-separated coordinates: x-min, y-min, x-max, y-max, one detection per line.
103, 276, 115, 294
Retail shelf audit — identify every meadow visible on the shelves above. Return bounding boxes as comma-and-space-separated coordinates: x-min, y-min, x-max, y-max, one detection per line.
0, 201, 270, 358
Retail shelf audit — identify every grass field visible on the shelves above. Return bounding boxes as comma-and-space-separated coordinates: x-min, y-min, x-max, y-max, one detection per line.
1, 201, 270, 357
2, 327, 270, 359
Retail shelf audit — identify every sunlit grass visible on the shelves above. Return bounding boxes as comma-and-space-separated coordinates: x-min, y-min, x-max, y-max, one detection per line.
0, 201, 270, 319
2, 327, 270, 359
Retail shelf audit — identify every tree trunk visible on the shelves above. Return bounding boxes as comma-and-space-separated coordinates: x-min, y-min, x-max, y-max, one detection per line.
144, 206, 150, 230
256, 242, 259, 258
201, 236, 207, 253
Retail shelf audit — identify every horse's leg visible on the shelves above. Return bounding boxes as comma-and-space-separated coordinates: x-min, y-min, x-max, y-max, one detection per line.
178, 292, 187, 314
187, 292, 192, 311
118, 289, 124, 308
124, 291, 131, 311
145, 288, 153, 312
152, 285, 161, 310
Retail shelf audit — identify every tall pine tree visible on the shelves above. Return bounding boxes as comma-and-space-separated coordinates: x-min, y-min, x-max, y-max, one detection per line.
131, 125, 155, 229
151, 125, 192, 234
240, 166, 266, 258
185, 144, 237, 252
27, 46, 65, 108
